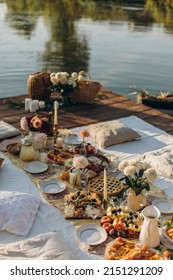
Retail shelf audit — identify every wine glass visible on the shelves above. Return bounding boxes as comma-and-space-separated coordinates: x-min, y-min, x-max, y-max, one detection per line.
85, 205, 100, 220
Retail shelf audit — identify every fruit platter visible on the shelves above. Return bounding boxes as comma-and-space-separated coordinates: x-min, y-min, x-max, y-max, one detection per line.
64, 190, 102, 219
162, 216, 173, 243
100, 206, 143, 239
47, 142, 97, 165
105, 237, 167, 260
47, 148, 74, 164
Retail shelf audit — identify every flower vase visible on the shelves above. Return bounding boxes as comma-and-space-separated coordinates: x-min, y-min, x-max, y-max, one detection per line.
29, 130, 38, 139
127, 189, 147, 211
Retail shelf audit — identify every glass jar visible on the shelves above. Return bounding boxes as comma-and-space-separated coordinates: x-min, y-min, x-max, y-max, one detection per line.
19, 137, 34, 161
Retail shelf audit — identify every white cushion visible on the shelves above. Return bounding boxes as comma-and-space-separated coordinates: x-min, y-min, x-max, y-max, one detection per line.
0, 191, 40, 236
0, 232, 76, 259
140, 145, 173, 178
0, 121, 20, 140
86, 120, 141, 148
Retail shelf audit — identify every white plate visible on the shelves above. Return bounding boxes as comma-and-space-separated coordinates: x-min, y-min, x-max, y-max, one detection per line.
24, 161, 48, 174
40, 179, 66, 195
76, 224, 107, 245
152, 198, 173, 214
64, 134, 81, 145
160, 231, 173, 250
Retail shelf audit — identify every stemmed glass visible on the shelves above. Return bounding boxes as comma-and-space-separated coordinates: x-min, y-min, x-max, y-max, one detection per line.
85, 205, 100, 220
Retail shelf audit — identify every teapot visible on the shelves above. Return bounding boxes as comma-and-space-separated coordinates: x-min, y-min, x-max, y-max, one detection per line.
139, 205, 160, 248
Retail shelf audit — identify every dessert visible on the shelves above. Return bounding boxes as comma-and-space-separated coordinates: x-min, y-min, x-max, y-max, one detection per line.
64, 190, 102, 218
105, 237, 167, 260
88, 176, 124, 196
101, 206, 143, 239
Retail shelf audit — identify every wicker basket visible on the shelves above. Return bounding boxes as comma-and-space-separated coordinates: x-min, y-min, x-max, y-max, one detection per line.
71, 80, 101, 104
27, 71, 52, 100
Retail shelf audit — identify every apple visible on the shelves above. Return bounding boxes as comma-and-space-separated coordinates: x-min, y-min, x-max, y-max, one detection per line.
100, 215, 111, 224
102, 222, 113, 232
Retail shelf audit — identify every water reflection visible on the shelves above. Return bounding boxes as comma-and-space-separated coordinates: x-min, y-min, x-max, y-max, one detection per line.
0, 0, 173, 98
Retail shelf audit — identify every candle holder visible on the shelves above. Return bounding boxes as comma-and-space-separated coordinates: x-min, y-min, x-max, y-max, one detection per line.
103, 199, 108, 210
53, 124, 59, 144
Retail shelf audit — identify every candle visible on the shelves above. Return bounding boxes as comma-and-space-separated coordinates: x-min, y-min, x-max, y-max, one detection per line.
30, 100, 37, 113
40, 152, 48, 163
54, 101, 58, 125
34, 99, 39, 110
69, 172, 77, 186
56, 137, 63, 148
25, 98, 31, 110
39, 100, 45, 109
103, 168, 108, 202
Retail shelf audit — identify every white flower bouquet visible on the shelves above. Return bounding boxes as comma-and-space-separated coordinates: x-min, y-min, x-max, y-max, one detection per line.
118, 159, 157, 195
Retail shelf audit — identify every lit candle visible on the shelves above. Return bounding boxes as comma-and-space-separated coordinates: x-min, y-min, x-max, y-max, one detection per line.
103, 168, 108, 202
54, 101, 58, 125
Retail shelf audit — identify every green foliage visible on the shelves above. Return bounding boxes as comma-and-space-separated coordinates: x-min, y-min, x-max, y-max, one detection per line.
121, 170, 150, 196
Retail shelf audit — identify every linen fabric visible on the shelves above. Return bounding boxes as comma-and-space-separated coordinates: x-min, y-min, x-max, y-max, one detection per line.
86, 120, 141, 148
140, 145, 173, 178
0, 121, 20, 140
0, 232, 76, 259
0, 191, 40, 236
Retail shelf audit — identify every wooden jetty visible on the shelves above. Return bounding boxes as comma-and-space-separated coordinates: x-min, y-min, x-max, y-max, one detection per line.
1, 88, 173, 136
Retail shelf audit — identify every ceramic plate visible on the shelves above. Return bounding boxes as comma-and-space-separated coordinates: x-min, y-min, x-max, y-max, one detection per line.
40, 179, 66, 195
160, 231, 173, 249
24, 161, 48, 174
76, 224, 107, 245
64, 134, 81, 145
152, 198, 173, 214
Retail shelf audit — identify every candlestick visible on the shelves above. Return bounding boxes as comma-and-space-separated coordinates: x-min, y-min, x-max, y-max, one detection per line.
103, 168, 108, 204
53, 124, 59, 144
54, 101, 58, 125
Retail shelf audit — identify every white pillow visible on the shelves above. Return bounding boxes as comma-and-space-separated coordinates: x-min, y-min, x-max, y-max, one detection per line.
0, 121, 20, 140
140, 145, 173, 178
0, 191, 40, 236
86, 120, 141, 148
0, 232, 76, 260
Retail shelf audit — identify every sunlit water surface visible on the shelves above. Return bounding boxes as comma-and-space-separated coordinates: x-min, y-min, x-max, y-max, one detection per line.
0, 2, 173, 101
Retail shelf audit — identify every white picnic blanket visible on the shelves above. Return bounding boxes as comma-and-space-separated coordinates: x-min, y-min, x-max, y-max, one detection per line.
1, 115, 173, 259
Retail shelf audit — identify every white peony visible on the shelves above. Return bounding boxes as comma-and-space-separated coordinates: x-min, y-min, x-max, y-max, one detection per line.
143, 168, 157, 182
118, 160, 129, 172
71, 72, 78, 79
59, 76, 68, 85
50, 76, 58, 84
123, 165, 136, 177
73, 155, 89, 169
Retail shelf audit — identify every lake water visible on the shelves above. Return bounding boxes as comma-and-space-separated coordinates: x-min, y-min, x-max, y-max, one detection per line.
0, 0, 173, 101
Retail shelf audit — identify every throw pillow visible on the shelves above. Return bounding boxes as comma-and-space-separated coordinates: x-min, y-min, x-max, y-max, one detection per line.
86, 120, 141, 148
0, 191, 40, 236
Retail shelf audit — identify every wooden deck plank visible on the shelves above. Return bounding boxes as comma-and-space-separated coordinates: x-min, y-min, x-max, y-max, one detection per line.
1, 88, 173, 137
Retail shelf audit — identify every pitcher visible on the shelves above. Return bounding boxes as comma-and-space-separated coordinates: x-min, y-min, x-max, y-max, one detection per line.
139, 205, 160, 248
